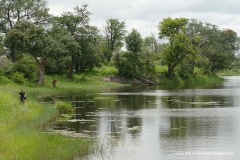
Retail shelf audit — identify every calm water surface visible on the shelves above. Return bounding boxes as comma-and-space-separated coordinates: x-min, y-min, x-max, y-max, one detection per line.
52, 76, 240, 160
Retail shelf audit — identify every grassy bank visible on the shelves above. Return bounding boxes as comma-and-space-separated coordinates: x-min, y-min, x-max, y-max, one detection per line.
0, 70, 125, 160
0, 69, 224, 159
0, 91, 92, 160
158, 74, 224, 89
217, 69, 240, 76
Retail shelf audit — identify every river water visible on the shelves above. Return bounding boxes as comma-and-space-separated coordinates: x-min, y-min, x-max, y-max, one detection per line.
52, 76, 240, 160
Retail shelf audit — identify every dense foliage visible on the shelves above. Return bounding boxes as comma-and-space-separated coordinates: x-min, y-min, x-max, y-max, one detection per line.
0, 0, 239, 85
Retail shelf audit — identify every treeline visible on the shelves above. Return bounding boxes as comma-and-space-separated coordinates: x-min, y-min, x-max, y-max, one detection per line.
0, 0, 239, 84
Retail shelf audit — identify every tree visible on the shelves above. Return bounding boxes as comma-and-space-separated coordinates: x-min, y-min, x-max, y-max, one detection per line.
73, 25, 102, 72
143, 33, 158, 54
104, 19, 126, 62
54, 5, 91, 79
0, 34, 5, 55
5, 21, 78, 84
0, 0, 50, 62
114, 29, 156, 79
158, 18, 194, 79
201, 26, 238, 73
185, 19, 206, 74
4, 28, 27, 60
125, 29, 142, 77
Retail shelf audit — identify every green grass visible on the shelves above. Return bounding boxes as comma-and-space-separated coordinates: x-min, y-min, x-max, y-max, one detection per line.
0, 70, 125, 160
42, 71, 122, 92
217, 69, 240, 76
157, 73, 223, 89
0, 132, 91, 160
0, 90, 92, 160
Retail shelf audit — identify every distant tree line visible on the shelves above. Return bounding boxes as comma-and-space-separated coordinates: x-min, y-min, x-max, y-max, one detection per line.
0, 0, 239, 84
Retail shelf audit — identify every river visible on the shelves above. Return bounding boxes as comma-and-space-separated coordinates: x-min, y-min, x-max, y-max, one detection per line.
52, 76, 240, 160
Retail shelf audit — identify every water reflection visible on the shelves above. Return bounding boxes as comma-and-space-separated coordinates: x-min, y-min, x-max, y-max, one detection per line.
162, 95, 228, 109
49, 76, 240, 160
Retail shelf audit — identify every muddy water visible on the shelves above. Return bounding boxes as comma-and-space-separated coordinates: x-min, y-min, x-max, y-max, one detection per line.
52, 76, 240, 160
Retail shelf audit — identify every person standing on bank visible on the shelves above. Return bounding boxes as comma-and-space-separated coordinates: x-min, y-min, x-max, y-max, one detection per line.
52, 79, 57, 87
19, 90, 26, 103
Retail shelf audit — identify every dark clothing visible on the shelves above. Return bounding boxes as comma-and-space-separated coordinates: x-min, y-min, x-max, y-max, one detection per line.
19, 91, 26, 102
52, 79, 57, 87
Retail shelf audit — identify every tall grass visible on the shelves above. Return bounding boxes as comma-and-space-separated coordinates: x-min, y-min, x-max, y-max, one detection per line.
217, 69, 240, 76
0, 70, 125, 160
0, 91, 93, 160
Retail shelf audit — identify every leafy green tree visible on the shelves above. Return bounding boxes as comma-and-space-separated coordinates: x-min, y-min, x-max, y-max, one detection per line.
232, 53, 240, 70
143, 34, 158, 54
0, 0, 50, 62
104, 19, 126, 62
74, 25, 102, 72
114, 29, 142, 77
158, 18, 194, 79
4, 28, 27, 60
114, 51, 134, 77
45, 57, 69, 74
125, 29, 143, 76
5, 21, 78, 84
199, 23, 239, 73
184, 19, 206, 75
0, 35, 5, 55
139, 51, 156, 79
54, 5, 91, 79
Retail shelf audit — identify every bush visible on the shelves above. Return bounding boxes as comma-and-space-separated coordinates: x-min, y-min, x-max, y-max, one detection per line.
113, 52, 135, 77
94, 65, 118, 76
55, 101, 74, 114
11, 56, 36, 80
10, 72, 26, 84
0, 76, 10, 84
0, 57, 13, 76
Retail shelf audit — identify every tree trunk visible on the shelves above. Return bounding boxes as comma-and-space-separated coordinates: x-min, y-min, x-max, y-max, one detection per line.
36, 57, 47, 85
167, 64, 174, 79
211, 61, 216, 74
67, 55, 75, 79
191, 61, 195, 74
10, 48, 16, 62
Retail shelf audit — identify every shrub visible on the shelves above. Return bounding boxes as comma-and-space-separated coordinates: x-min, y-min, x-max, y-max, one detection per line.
55, 101, 74, 114
11, 56, 36, 80
0, 76, 10, 84
10, 72, 26, 84
94, 65, 118, 76
0, 57, 13, 76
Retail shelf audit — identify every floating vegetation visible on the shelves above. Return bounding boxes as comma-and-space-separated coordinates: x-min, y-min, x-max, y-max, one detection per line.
148, 100, 161, 105
46, 129, 91, 138
98, 108, 108, 110
67, 119, 96, 122
94, 96, 110, 100
166, 99, 226, 106
86, 115, 97, 117
107, 119, 121, 122
125, 126, 141, 131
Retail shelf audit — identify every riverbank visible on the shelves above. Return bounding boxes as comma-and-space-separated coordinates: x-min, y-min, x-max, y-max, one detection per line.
0, 90, 93, 159
0, 74, 124, 160
0, 72, 224, 159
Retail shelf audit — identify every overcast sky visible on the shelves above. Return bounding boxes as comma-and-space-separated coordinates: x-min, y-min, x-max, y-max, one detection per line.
46, 0, 240, 37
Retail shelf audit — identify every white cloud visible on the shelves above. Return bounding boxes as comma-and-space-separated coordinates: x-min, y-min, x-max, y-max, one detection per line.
46, 0, 240, 37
